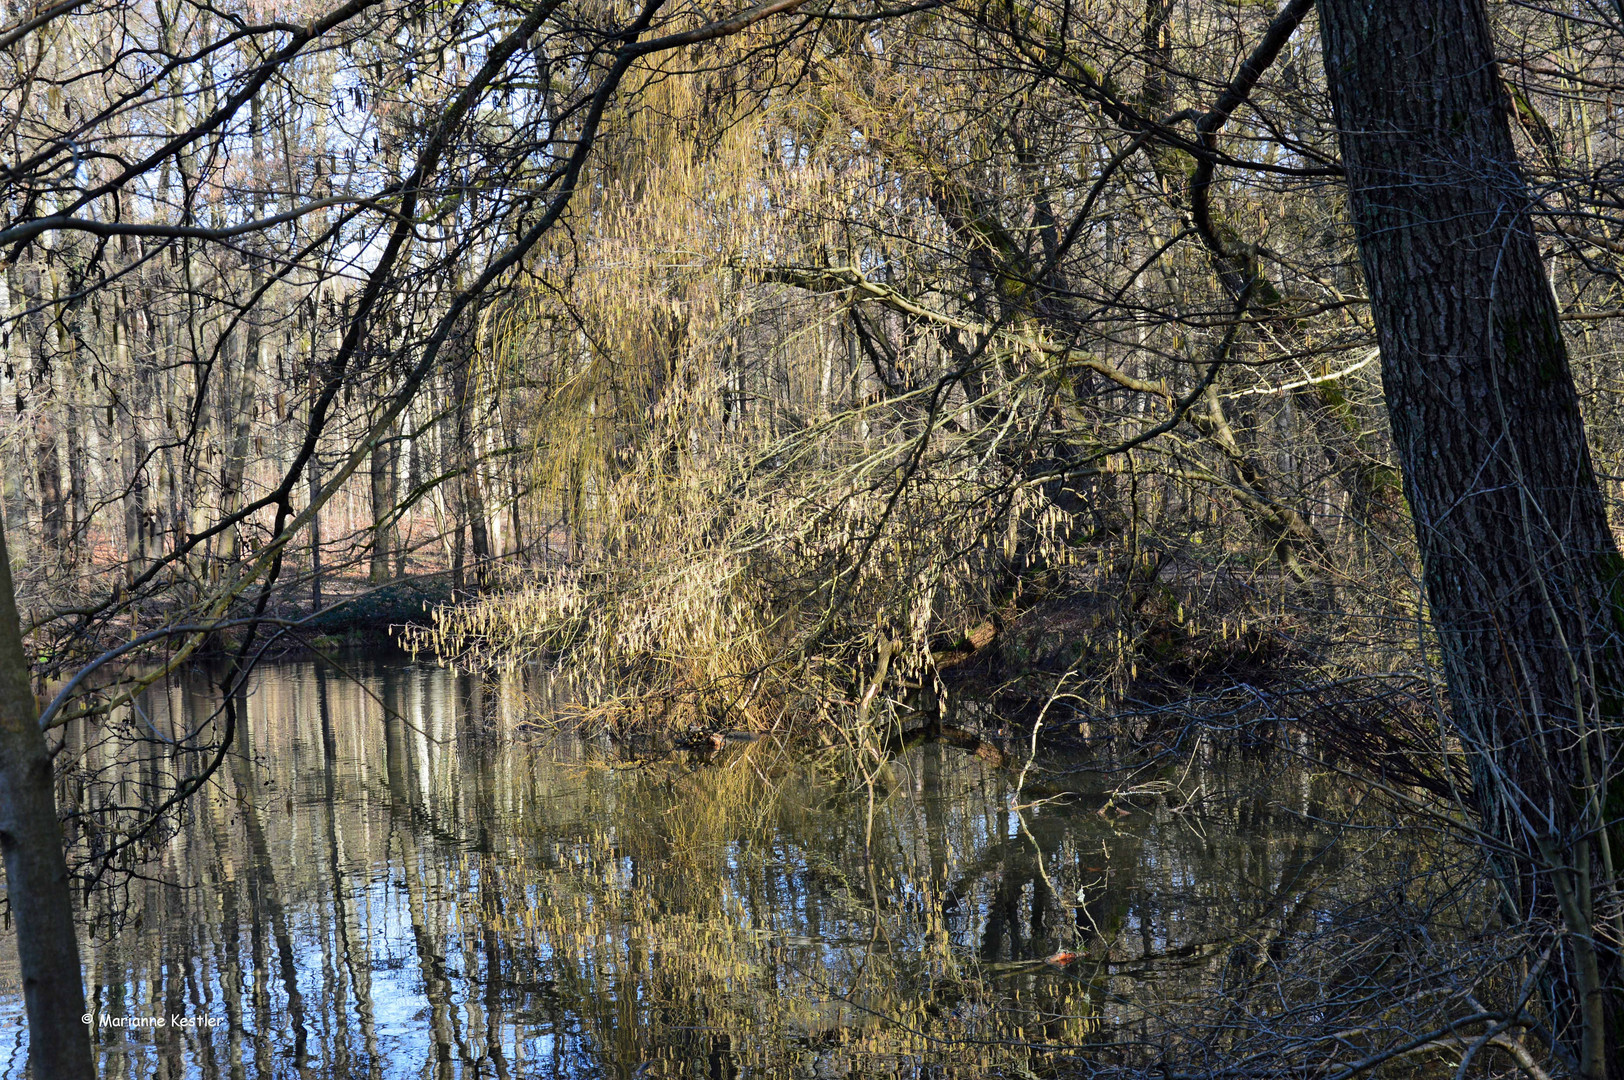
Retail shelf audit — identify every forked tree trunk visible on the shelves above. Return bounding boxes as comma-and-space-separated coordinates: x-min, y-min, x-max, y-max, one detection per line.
1318, 2, 1624, 1076
0, 513, 93, 1080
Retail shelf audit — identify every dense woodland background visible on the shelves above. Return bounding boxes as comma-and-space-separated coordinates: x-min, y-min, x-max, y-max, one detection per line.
4, 0, 1622, 708
5, 0, 1624, 1076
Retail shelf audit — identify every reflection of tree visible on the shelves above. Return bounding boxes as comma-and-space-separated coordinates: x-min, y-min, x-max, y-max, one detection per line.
227, 689, 311, 1076
457, 672, 514, 1080
317, 667, 381, 1080
383, 671, 468, 1077
203, 730, 249, 1080
41, 661, 1504, 1079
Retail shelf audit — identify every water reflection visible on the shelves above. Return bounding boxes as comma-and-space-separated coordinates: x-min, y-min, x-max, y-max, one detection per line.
0, 659, 1382, 1078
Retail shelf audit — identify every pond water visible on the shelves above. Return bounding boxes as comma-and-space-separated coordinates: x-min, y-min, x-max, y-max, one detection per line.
0, 658, 1420, 1079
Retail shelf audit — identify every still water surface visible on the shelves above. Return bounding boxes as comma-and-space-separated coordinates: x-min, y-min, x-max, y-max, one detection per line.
0, 658, 1375, 1078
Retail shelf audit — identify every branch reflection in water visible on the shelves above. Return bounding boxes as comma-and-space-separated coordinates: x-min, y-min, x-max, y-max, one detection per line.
0, 659, 1485, 1078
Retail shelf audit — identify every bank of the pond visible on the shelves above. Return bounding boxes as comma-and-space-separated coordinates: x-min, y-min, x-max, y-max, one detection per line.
373, 563, 1334, 751
196, 577, 454, 659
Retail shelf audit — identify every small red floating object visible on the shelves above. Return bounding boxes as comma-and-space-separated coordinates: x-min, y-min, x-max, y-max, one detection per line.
1044, 951, 1082, 967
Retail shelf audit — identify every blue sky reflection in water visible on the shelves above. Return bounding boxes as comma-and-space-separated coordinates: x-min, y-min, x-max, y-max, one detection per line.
0, 659, 1396, 1078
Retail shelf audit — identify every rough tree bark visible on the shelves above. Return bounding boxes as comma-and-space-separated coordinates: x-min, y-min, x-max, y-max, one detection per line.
1317, 2, 1624, 1075
0, 512, 93, 1080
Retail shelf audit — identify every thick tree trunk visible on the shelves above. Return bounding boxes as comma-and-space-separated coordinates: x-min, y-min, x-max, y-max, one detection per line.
0, 513, 94, 1080
1318, 3, 1624, 1076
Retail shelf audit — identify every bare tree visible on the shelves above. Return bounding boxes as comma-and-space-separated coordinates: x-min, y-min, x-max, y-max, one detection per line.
0, 0, 828, 1072
0, 513, 92, 1080
1318, 0, 1624, 1075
